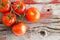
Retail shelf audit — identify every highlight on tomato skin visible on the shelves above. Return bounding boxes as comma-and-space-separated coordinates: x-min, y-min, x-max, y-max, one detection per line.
2, 12, 16, 27
12, 22, 26, 36
25, 7, 40, 22
12, 1, 26, 15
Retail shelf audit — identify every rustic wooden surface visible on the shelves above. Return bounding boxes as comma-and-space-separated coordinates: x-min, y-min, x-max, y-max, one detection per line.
1, 14, 60, 40
1, 2, 60, 40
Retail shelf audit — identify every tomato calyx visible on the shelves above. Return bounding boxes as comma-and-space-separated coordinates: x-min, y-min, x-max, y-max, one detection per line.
1, 3, 5, 7
7, 15, 12, 19
6, 1, 10, 4
16, 4, 22, 10
0, 0, 5, 7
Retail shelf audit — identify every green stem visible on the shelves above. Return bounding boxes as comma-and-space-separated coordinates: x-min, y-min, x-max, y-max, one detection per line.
19, 14, 25, 20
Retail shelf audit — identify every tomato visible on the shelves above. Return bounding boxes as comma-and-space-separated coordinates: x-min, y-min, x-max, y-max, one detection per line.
25, 7, 40, 22
12, 1, 26, 15
2, 12, 16, 27
0, 0, 11, 13
12, 22, 26, 36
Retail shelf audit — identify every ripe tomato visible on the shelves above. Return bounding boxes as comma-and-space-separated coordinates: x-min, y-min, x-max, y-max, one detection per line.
12, 22, 26, 36
12, 1, 26, 15
2, 12, 16, 27
25, 7, 40, 22
0, 0, 11, 13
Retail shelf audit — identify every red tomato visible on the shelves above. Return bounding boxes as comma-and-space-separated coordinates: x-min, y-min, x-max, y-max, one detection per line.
2, 12, 16, 27
12, 1, 26, 15
0, 0, 11, 13
25, 7, 40, 22
12, 22, 26, 36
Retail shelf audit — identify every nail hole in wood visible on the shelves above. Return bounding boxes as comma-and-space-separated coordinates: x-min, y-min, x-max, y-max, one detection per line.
39, 31, 46, 36
47, 9, 50, 12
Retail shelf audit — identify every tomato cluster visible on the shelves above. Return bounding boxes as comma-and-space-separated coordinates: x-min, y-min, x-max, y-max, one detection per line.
1, 0, 40, 36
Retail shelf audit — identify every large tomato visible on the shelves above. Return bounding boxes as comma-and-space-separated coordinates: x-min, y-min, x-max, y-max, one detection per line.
12, 1, 26, 15
25, 7, 40, 22
0, 0, 11, 13
12, 22, 26, 36
2, 12, 16, 27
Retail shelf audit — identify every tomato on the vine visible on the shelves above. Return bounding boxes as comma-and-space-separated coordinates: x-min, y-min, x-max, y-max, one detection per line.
12, 1, 26, 15
2, 12, 16, 27
12, 22, 26, 36
0, 0, 11, 13
25, 7, 40, 22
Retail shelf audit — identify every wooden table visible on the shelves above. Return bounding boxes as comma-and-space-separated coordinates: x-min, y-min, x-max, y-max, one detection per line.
0, 3, 60, 40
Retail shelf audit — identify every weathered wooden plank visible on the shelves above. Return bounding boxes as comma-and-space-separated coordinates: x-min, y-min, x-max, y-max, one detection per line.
4, 14, 60, 40
1, 2, 60, 40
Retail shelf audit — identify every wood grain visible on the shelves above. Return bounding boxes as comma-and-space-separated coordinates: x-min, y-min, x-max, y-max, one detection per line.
0, 14, 60, 40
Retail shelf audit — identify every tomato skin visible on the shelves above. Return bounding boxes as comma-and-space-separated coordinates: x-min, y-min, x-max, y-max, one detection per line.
25, 7, 40, 22
12, 22, 26, 36
2, 12, 16, 27
12, 1, 26, 15
0, 0, 11, 13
